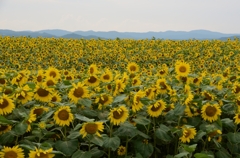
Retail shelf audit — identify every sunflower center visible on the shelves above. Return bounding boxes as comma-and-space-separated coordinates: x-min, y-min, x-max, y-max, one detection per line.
66, 76, 73, 80
160, 82, 167, 90
36, 153, 49, 158
90, 67, 94, 74
103, 74, 110, 80
146, 89, 152, 96
99, 95, 108, 104
4, 151, 18, 158
4, 89, 12, 95
17, 91, 27, 99
73, 87, 84, 98
204, 93, 212, 100
0, 125, 8, 131
184, 130, 191, 137
107, 84, 112, 90
133, 79, 137, 85
130, 65, 137, 71
47, 80, 54, 86
151, 104, 161, 112
235, 86, 240, 94
0, 99, 8, 109
88, 76, 97, 83
179, 66, 187, 73
193, 78, 199, 83
64, 71, 69, 75
51, 96, 57, 102
16, 75, 23, 82
37, 88, 49, 97
50, 71, 57, 78
85, 123, 98, 134
34, 108, 44, 116
237, 100, 240, 106
160, 70, 165, 75
0, 78, 6, 84
37, 75, 43, 82
113, 110, 124, 119
205, 106, 217, 117
58, 110, 69, 120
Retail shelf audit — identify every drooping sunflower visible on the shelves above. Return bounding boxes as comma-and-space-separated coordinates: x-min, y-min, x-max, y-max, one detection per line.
29, 148, 55, 158
0, 145, 25, 158
15, 85, 34, 104
145, 87, 156, 100
147, 100, 166, 117
132, 90, 146, 112
0, 125, 12, 135
30, 106, 49, 118
113, 79, 126, 96
53, 106, 74, 126
202, 91, 215, 101
68, 82, 89, 103
11, 70, 29, 86
88, 64, 99, 75
117, 145, 126, 156
80, 122, 104, 138
127, 62, 139, 73
95, 93, 113, 110
34, 84, 53, 102
85, 75, 100, 87
207, 130, 222, 141
175, 61, 191, 77
201, 103, 222, 122
100, 69, 113, 82
108, 105, 129, 125
0, 94, 15, 115
45, 67, 61, 81
179, 127, 197, 143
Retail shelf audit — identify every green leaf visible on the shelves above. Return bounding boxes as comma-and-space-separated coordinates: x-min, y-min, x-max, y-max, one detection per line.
194, 130, 206, 142
67, 131, 80, 139
133, 116, 151, 126
72, 150, 92, 158
113, 122, 138, 137
136, 130, 150, 139
134, 140, 153, 158
183, 144, 197, 153
173, 104, 186, 116
221, 118, 235, 132
40, 142, 52, 150
75, 114, 94, 122
0, 131, 15, 145
87, 134, 104, 147
19, 144, 35, 150
13, 121, 28, 135
55, 139, 78, 156
194, 153, 212, 158
215, 148, 231, 158
135, 153, 143, 158
227, 142, 240, 155
155, 124, 172, 141
113, 94, 127, 103
227, 132, 240, 144
89, 147, 104, 158
140, 97, 151, 105
187, 117, 201, 127
174, 152, 189, 158
82, 109, 98, 117
78, 98, 92, 107
0, 115, 12, 125
40, 110, 55, 121
103, 136, 120, 151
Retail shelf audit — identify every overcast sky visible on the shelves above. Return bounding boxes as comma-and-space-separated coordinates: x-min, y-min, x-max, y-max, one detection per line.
0, 0, 240, 33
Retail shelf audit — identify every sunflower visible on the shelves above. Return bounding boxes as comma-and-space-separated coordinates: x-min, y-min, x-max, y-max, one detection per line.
192, 76, 202, 86
132, 90, 146, 112
127, 62, 139, 73
201, 103, 222, 122
184, 92, 194, 105
175, 61, 191, 77
234, 113, 240, 124
95, 93, 113, 110
132, 77, 142, 86
232, 82, 240, 95
0, 145, 25, 158
157, 67, 168, 77
34, 69, 45, 83
38, 121, 46, 129
117, 145, 126, 156
88, 64, 99, 75
0, 94, 15, 115
147, 100, 166, 117
80, 122, 104, 138
15, 85, 34, 104
11, 70, 29, 86
202, 91, 215, 101
30, 106, 49, 118
207, 130, 222, 141
145, 87, 156, 100
108, 105, 129, 125
85, 75, 100, 87
53, 106, 74, 126
0, 125, 12, 135
155, 78, 169, 94
34, 84, 53, 102
100, 69, 113, 82
43, 76, 57, 87
113, 79, 126, 96
48, 92, 62, 107
121, 72, 129, 84
179, 127, 197, 143
29, 148, 55, 158
45, 67, 61, 81
68, 82, 89, 103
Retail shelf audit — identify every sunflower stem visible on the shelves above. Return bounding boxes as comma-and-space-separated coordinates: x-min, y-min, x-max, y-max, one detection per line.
125, 136, 129, 158
64, 126, 67, 140
153, 117, 157, 158
108, 123, 113, 158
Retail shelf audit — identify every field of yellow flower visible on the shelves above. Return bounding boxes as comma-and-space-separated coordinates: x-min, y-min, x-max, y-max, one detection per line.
0, 36, 240, 157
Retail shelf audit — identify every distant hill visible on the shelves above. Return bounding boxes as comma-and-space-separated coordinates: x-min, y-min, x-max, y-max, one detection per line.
0, 29, 240, 40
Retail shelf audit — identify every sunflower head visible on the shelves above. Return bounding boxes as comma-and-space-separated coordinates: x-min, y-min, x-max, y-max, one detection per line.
53, 106, 74, 126
0, 94, 15, 115
108, 105, 129, 126
68, 82, 89, 103
85, 75, 100, 87
29, 147, 55, 158
127, 62, 139, 73
45, 67, 61, 81
88, 64, 99, 75
201, 103, 222, 122
175, 61, 191, 77
80, 122, 104, 138
147, 100, 166, 117
179, 127, 197, 143
117, 146, 126, 156
100, 69, 113, 82
34, 84, 53, 102
0, 145, 25, 158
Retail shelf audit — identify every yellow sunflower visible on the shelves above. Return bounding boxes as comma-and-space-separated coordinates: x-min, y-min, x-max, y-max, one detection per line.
29, 147, 55, 158
15, 85, 34, 104
48, 92, 62, 107
45, 67, 61, 81
80, 122, 104, 138
68, 82, 89, 104
234, 113, 240, 124
34, 69, 45, 83
113, 79, 126, 96
11, 70, 29, 86
0, 145, 25, 158
88, 64, 99, 75
232, 82, 240, 95
155, 78, 169, 94
207, 130, 222, 141
108, 105, 129, 125
53, 106, 74, 126
127, 62, 139, 73
132, 90, 146, 112
85, 75, 100, 87
34, 84, 53, 102
0, 94, 15, 115
95, 93, 113, 110
132, 77, 142, 86
117, 145, 126, 156
147, 100, 166, 117
30, 106, 49, 118
175, 61, 191, 77
145, 87, 156, 100
0, 125, 12, 135
202, 91, 215, 101
43, 76, 57, 87
100, 69, 113, 82
179, 127, 197, 143
201, 103, 222, 122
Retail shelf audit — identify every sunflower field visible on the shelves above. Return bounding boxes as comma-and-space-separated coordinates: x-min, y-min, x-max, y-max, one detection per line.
0, 36, 240, 158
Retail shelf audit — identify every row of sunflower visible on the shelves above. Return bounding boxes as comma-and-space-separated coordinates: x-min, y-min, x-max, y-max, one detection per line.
0, 37, 240, 157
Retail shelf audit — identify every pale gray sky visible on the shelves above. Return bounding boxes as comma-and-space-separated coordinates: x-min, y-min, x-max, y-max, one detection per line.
0, 0, 240, 33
